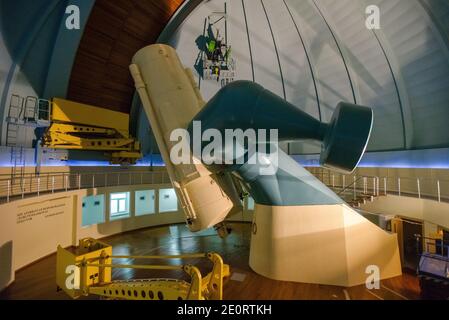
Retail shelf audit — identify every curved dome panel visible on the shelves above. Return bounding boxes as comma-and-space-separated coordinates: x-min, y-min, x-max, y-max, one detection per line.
165, 0, 449, 154
314, 0, 405, 151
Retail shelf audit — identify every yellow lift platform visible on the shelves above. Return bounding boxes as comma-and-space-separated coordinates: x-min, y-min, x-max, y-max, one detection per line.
56, 238, 230, 300
42, 98, 141, 165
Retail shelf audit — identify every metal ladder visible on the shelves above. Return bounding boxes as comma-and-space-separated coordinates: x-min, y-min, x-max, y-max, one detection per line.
24, 96, 38, 123
5, 94, 51, 187
10, 146, 25, 187
6, 94, 24, 147
5, 95, 26, 187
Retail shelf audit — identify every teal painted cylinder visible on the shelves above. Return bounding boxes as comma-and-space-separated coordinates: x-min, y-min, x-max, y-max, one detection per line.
187, 80, 373, 206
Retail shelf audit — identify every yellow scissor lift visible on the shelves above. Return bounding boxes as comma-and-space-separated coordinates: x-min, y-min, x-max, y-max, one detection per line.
56, 238, 230, 300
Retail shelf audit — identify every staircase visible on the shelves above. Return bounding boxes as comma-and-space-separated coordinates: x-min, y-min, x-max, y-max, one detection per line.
346, 193, 376, 208
313, 172, 383, 209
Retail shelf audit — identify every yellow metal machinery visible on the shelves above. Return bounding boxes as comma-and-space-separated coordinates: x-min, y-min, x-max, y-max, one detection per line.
56, 238, 230, 300
42, 98, 141, 165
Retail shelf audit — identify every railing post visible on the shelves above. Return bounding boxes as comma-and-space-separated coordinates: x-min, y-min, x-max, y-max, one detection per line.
78, 174, 81, 190
353, 176, 357, 200
384, 177, 387, 195
37, 177, 41, 197
373, 177, 376, 196
65, 175, 68, 192
332, 175, 335, 189
92, 174, 95, 189
52, 176, 55, 194
22, 178, 25, 199
342, 175, 345, 190
7, 180, 10, 203
417, 178, 421, 199
140, 172, 143, 185
363, 177, 367, 194
398, 178, 401, 197
437, 180, 441, 203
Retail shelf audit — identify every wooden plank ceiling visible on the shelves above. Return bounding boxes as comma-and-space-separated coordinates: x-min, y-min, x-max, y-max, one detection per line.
67, 0, 184, 113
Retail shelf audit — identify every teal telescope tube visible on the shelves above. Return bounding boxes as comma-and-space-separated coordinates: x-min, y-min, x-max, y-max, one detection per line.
187, 81, 373, 206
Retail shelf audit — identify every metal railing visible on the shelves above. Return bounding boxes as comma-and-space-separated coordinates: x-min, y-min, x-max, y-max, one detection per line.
2, 166, 448, 205
309, 167, 449, 204
420, 236, 449, 258
0, 170, 171, 204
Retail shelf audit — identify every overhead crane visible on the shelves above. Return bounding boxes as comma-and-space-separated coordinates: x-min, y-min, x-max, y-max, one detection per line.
56, 238, 230, 300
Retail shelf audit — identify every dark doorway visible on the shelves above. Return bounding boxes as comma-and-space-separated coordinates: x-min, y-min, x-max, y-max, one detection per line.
402, 219, 423, 272
443, 229, 449, 257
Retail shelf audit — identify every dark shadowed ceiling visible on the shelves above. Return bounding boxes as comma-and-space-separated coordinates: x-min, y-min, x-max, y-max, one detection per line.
66, 0, 184, 113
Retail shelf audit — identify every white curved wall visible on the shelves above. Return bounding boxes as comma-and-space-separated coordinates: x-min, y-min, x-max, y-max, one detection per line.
0, 183, 184, 291
0, 181, 253, 291
160, 0, 449, 153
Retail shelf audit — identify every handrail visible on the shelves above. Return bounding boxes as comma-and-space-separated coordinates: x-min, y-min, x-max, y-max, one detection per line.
317, 171, 449, 184
0, 170, 171, 204
2, 165, 448, 205
0, 170, 165, 181
337, 175, 363, 196
417, 235, 449, 258
311, 167, 448, 204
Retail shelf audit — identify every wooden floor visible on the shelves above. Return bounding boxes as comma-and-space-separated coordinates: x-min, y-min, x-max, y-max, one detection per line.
0, 223, 422, 300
